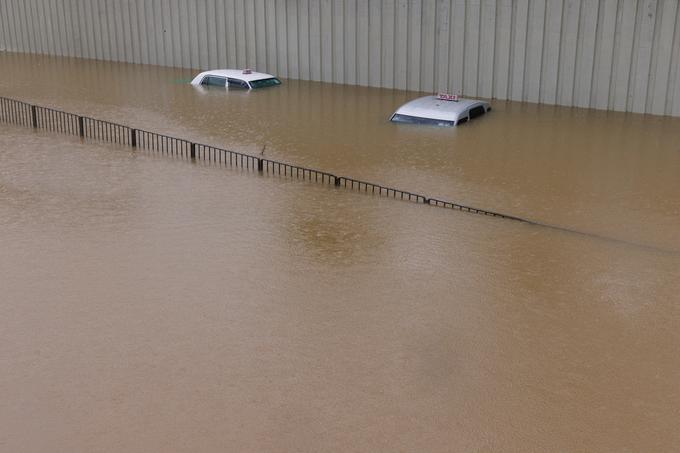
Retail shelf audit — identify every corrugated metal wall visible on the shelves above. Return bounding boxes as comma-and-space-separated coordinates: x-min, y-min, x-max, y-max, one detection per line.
2, 0, 680, 116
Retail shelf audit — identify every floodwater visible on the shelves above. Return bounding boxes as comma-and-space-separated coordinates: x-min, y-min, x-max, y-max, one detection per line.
1, 52, 679, 452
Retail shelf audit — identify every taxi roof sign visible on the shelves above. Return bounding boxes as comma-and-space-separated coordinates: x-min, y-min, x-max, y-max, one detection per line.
437, 93, 459, 102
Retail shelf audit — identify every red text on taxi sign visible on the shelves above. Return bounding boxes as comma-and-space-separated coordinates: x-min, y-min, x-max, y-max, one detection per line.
437, 93, 459, 101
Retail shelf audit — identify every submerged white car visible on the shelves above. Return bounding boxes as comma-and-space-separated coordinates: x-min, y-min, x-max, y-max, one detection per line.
190, 69, 282, 89
390, 94, 490, 126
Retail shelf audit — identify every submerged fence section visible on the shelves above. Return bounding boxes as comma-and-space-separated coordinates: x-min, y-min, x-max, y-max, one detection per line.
0, 97, 33, 127
0, 95, 526, 223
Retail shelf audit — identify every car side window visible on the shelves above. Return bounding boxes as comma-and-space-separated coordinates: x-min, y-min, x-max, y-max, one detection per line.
227, 78, 250, 89
201, 76, 227, 87
469, 106, 486, 118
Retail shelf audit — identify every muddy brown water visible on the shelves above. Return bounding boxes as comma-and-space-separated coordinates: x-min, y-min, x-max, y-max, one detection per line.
1, 52, 680, 452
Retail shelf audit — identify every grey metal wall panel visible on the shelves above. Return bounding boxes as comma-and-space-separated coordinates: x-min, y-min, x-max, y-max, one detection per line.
435, 0, 450, 92
1, 0, 12, 52
591, 0, 616, 110
6, 0, 19, 53
478, 0, 496, 98
114, 0, 126, 61
368, 0, 381, 86
344, 0, 356, 84
573, 0, 598, 108
38, 0, 50, 52
406, 0, 421, 91
630, 0, 656, 113
161, 0, 175, 65
81, 0, 94, 58
646, 0, 672, 114
225, 0, 237, 67
71, 0, 83, 55
187, 0, 201, 69
465, 0, 482, 95
380, 0, 394, 89
15, 0, 29, 53
0, 8, 5, 50
450, 0, 467, 95
558, 0, 580, 107
332, 0, 343, 83
276, 0, 288, 76
245, 0, 257, 68
265, 0, 278, 73
420, 0, 436, 92
254, 0, 266, 70
524, 0, 545, 103
394, 0, 408, 89
101, 0, 114, 60
2, 0, 680, 116
21, 0, 34, 53
59, 0, 72, 56
670, 1, 680, 115
493, 0, 511, 99
17, 0, 32, 53
287, 0, 299, 78
308, 0, 321, 81
215, 0, 227, 67
298, 0, 310, 79
356, 0, 369, 85
196, 0, 209, 68
610, 0, 636, 111
0, 1, 7, 51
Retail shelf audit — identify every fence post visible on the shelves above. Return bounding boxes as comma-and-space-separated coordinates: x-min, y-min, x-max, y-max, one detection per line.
130, 128, 137, 147
334, 176, 341, 187
78, 116, 84, 137
190, 142, 196, 160
257, 158, 263, 172
31, 105, 37, 128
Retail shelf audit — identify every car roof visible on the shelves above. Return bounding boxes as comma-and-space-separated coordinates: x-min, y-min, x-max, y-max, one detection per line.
195, 69, 276, 82
393, 96, 490, 121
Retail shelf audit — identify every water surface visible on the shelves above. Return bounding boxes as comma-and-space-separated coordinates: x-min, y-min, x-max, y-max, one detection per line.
1, 52, 680, 452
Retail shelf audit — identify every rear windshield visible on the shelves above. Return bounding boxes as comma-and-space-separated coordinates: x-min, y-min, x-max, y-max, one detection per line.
249, 77, 282, 89
390, 113, 455, 127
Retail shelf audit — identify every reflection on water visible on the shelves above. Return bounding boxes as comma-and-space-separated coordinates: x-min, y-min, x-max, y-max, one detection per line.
1, 52, 680, 452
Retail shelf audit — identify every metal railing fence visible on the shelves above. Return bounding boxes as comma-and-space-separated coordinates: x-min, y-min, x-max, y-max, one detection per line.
0, 95, 535, 224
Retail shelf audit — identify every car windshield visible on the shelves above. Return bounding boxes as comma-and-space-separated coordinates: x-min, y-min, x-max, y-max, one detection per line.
390, 113, 455, 127
249, 77, 282, 89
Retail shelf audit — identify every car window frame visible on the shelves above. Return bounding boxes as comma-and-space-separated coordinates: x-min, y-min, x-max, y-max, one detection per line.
227, 78, 251, 89
200, 75, 227, 87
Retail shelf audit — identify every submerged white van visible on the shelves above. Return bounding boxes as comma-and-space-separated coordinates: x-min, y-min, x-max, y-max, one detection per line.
390, 94, 491, 126
190, 69, 282, 89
